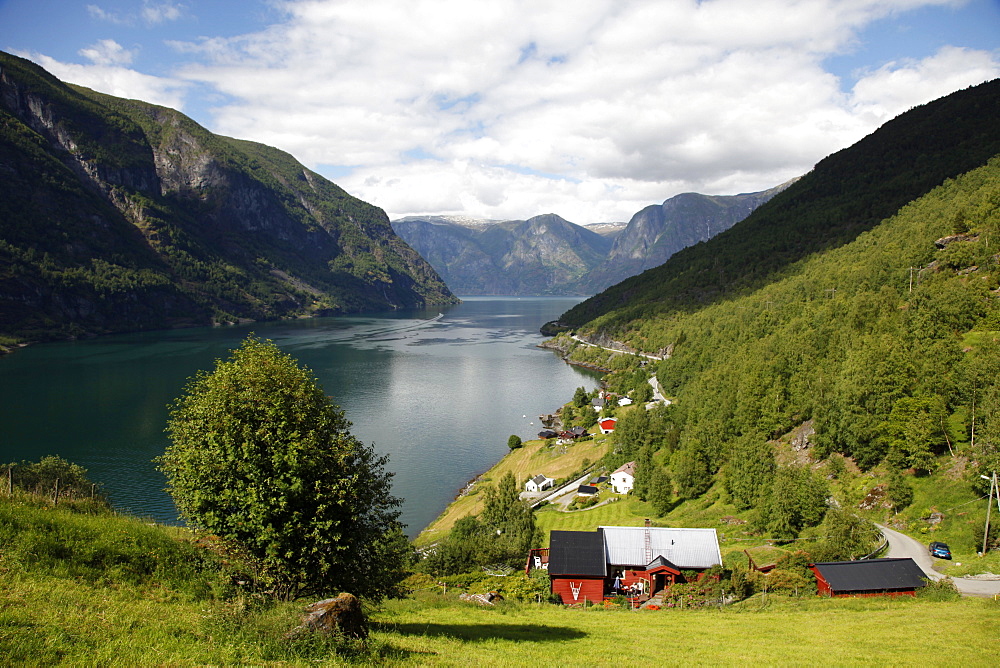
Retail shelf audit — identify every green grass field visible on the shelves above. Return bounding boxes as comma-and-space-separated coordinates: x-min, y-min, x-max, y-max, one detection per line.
372, 594, 1000, 667
4, 486, 1000, 665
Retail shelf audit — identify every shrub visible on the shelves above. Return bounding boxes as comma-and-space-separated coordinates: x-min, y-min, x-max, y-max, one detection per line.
918, 577, 961, 601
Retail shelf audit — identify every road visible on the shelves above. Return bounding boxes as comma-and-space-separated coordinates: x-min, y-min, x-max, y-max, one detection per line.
877, 523, 1000, 597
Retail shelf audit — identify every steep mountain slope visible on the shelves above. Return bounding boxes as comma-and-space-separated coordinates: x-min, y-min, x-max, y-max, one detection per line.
544, 80, 1000, 532
578, 184, 792, 293
556, 78, 1000, 332
0, 51, 455, 341
393, 185, 778, 296
392, 213, 612, 294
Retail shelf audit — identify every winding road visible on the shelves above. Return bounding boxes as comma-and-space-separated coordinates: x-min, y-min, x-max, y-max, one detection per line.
877, 524, 1000, 597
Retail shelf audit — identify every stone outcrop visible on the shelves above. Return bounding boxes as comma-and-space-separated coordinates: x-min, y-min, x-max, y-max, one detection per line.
287, 593, 368, 639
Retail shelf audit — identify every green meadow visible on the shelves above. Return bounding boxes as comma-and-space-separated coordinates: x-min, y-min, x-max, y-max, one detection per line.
3, 493, 998, 666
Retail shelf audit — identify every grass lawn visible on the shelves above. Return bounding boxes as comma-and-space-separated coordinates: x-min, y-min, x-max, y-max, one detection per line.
372, 594, 1000, 666
534, 495, 657, 539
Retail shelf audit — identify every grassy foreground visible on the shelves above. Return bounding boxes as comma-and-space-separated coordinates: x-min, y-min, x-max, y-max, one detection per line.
376, 593, 999, 667
2, 495, 999, 665
6, 568, 996, 667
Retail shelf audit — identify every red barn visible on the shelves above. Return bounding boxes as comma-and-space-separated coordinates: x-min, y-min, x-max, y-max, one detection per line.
811, 558, 928, 598
542, 525, 722, 604
547, 530, 607, 604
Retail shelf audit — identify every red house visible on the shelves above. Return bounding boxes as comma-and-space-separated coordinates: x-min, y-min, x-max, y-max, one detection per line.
598, 417, 618, 434
811, 558, 928, 597
538, 525, 723, 604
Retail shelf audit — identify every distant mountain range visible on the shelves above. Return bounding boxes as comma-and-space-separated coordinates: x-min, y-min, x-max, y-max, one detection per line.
392, 185, 789, 296
0, 51, 456, 342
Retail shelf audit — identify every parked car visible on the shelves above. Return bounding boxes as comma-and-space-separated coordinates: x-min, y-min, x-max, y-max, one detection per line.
929, 541, 952, 559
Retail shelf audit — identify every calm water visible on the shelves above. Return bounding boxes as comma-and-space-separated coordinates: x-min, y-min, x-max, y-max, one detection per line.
0, 297, 599, 535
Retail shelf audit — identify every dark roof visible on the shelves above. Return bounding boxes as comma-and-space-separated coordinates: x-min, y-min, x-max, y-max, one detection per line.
645, 555, 682, 572
548, 530, 607, 577
589, 476, 609, 485
577, 485, 599, 495
812, 558, 928, 592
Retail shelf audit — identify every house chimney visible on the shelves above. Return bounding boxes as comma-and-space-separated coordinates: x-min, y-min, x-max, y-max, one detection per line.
644, 518, 651, 527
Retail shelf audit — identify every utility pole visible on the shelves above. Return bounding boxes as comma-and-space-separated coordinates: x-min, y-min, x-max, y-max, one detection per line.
983, 472, 998, 555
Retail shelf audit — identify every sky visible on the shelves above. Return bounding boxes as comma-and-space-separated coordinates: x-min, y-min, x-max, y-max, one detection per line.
1, 1, 998, 226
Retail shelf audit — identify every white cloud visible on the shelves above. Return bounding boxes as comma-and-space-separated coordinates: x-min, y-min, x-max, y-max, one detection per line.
87, 4, 128, 25
79, 39, 135, 67
25, 0, 1000, 224
142, 2, 184, 25
87, 1, 184, 27
850, 45, 1000, 121
23, 52, 189, 111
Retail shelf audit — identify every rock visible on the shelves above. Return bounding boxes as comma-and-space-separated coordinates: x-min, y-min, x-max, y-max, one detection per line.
459, 591, 504, 605
288, 593, 368, 639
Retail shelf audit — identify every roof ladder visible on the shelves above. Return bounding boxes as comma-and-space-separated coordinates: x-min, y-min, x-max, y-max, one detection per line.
644, 527, 652, 564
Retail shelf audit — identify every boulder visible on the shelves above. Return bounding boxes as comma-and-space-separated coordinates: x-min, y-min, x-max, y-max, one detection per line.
288, 593, 368, 639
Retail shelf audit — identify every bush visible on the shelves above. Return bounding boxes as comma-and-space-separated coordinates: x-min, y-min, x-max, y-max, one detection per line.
4, 455, 109, 505
918, 577, 961, 601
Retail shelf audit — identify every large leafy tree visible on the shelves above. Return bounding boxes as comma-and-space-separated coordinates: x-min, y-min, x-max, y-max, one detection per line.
160, 336, 406, 600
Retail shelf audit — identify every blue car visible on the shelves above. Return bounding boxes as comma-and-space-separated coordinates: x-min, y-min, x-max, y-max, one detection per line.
929, 541, 952, 559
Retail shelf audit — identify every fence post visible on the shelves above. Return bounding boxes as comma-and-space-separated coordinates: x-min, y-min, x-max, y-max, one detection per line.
6, 465, 11, 496
53, 477, 60, 505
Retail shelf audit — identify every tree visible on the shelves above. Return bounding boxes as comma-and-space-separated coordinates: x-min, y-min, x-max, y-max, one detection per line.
507, 434, 523, 450
647, 465, 674, 516
479, 471, 539, 568
572, 386, 590, 408
723, 434, 775, 510
814, 509, 880, 561
878, 396, 947, 472
885, 469, 914, 512
160, 336, 406, 601
6, 455, 108, 504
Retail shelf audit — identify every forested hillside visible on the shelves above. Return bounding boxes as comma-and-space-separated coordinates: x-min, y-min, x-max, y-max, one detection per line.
556, 78, 1000, 330
546, 80, 1000, 547
0, 51, 455, 342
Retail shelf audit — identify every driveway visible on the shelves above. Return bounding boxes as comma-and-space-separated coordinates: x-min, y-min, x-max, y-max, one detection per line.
877, 523, 1000, 597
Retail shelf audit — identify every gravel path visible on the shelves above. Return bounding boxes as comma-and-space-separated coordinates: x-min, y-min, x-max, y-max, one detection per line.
877, 523, 1000, 597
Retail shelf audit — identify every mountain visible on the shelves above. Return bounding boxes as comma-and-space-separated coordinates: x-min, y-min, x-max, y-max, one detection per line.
0, 51, 455, 342
581, 221, 628, 241
391, 213, 612, 294
576, 184, 792, 293
392, 186, 780, 296
555, 78, 1000, 332
544, 78, 1000, 499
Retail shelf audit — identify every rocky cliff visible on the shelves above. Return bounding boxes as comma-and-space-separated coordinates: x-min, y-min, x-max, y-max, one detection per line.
0, 51, 455, 341
392, 214, 612, 294
393, 186, 783, 296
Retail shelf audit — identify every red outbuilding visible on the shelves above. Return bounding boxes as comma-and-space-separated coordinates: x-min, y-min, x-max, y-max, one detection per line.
811, 558, 928, 598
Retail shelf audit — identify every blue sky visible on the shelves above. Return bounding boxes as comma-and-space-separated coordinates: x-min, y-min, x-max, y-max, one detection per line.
1, 0, 998, 225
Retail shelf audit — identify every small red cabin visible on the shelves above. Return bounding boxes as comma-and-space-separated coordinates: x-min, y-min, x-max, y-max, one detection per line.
811, 558, 927, 598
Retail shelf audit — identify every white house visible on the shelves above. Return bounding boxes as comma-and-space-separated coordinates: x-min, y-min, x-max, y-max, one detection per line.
610, 461, 636, 494
525, 474, 555, 493
598, 417, 618, 434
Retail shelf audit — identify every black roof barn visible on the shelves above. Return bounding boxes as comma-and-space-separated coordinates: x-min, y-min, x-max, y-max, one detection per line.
548, 530, 607, 576
812, 558, 928, 596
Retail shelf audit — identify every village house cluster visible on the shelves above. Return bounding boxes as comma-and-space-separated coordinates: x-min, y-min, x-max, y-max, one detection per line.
525, 523, 930, 606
